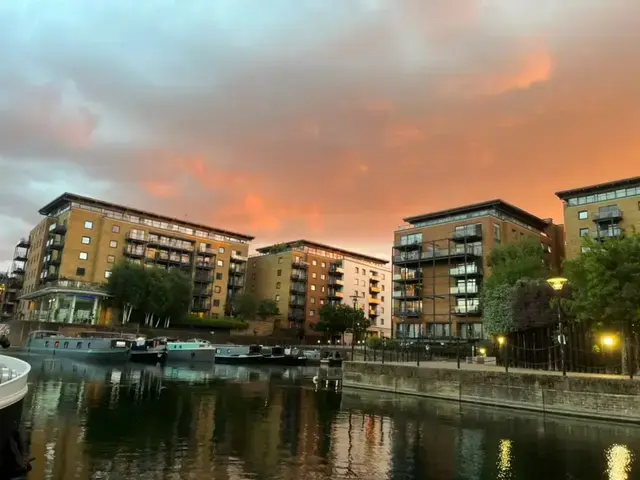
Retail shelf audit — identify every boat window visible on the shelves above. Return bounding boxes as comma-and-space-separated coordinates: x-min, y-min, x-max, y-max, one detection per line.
63, 341, 69, 348
88, 342, 91, 349
227, 349, 231, 353
45, 341, 49, 347
76, 342, 82, 348
216, 349, 221, 354
55, 341, 60, 348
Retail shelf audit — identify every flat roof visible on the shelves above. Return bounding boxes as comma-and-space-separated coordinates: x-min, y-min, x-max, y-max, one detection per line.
555, 176, 640, 200
256, 239, 389, 265
39, 192, 255, 241
402, 199, 551, 231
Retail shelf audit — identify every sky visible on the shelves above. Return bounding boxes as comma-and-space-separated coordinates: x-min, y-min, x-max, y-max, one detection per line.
1, 0, 639, 269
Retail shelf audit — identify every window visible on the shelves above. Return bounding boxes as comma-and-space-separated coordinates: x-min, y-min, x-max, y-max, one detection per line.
312, 272, 317, 279
277, 269, 282, 277
362, 269, 367, 275
311, 284, 316, 291
361, 279, 365, 286
76, 267, 85, 276
311, 297, 316, 304
493, 223, 501, 242
82, 236, 91, 245
79, 252, 88, 260
219, 247, 225, 253
216, 272, 223, 280
578, 211, 588, 220
84, 221, 93, 229
355, 267, 359, 274
276, 282, 281, 289
381, 307, 385, 314
109, 240, 118, 248
320, 299, 325, 305
321, 286, 325, 293
321, 274, 326, 280
104, 270, 112, 278
217, 259, 224, 267
312, 260, 317, 266
275, 294, 280, 301
381, 296, 385, 302
321, 262, 326, 268
354, 279, 359, 285
354, 290, 358, 297
381, 274, 385, 280
310, 310, 315, 317
112, 225, 120, 233
107, 255, 115, 263
251, 273, 256, 280
579, 228, 589, 237
214, 286, 222, 293
382, 285, 386, 291
213, 299, 220, 307
278, 257, 283, 264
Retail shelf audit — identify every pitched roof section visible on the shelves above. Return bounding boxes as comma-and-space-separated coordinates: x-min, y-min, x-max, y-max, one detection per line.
256, 240, 389, 265
402, 199, 551, 231
39, 192, 255, 241
555, 176, 640, 200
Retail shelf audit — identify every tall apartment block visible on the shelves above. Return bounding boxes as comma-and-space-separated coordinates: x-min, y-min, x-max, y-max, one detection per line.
12, 193, 253, 324
246, 240, 392, 337
392, 200, 564, 341
556, 176, 640, 259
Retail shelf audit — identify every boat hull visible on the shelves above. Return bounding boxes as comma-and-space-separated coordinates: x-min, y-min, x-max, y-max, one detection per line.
214, 355, 264, 365
130, 350, 168, 365
18, 347, 129, 364
167, 349, 216, 363
263, 355, 308, 366
320, 359, 343, 367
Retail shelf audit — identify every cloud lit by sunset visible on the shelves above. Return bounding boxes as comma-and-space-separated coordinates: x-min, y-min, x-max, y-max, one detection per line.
1, 0, 639, 266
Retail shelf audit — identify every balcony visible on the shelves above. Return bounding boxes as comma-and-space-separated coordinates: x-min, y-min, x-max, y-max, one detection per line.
8, 278, 23, 290
148, 237, 195, 252
369, 274, 381, 283
393, 238, 422, 251
42, 270, 60, 282
127, 231, 148, 243
45, 239, 65, 251
369, 308, 378, 317
193, 287, 212, 297
329, 279, 344, 287
392, 290, 421, 299
370, 285, 381, 293
450, 284, 479, 295
16, 238, 30, 249
46, 255, 62, 266
369, 296, 381, 304
291, 271, 308, 281
329, 264, 344, 275
197, 247, 216, 257
191, 301, 212, 313
288, 311, 305, 323
12, 266, 25, 275
48, 223, 67, 235
124, 246, 145, 258
13, 251, 28, 262
593, 208, 622, 223
394, 310, 422, 318
393, 272, 422, 283
292, 260, 309, 269
228, 279, 244, 289
452, 225, 483, 242
328, 289, 344, 299
195, 261, 214, 270
231, 252, 248, 263
453, 305, 480, 316
229, 267, 245, 277
290, 283, 306, 294
289, 297, 306, 308
155, 253, 189, 265
194, 273, 213, 283
450, 264, 482, 277
591, 227, 623, 241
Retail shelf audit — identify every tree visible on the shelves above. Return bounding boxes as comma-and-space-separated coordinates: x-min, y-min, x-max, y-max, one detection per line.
256, 299, 280, 322
511, 279, 558, 331
313, 303, 369, 339
106, 261, 148, 324
481, 238, 552, 335
232, 292, 258, 320
564, 234, 640, 374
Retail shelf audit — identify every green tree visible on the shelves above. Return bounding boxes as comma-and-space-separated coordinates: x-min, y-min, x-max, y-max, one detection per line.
481, 238, 551, 335
232, 292, 258, 320
564, 234, 640, 374
313, 303, 369, 339
256, 299, 280, 321
106, 261, 148, 324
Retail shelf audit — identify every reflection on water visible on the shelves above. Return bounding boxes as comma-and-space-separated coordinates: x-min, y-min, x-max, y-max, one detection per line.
17, 356, 640, 479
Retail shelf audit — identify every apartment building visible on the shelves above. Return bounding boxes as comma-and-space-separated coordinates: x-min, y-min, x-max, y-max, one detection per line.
556, 176, 640, 259
13, 192, 253, 324
392, 200, 564, 341
247, 240, 392, 337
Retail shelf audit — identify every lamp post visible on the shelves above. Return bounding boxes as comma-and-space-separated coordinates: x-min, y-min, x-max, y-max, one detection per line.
350, 295, 359, 360
547, 277, 568, 376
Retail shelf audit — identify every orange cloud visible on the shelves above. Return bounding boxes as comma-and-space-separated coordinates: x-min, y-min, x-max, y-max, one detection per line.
142, 181, 178, 198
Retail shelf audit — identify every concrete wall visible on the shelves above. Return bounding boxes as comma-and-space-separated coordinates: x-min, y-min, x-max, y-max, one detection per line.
342, 362, 640, 423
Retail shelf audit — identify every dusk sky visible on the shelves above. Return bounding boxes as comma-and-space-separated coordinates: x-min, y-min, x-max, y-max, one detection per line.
1, 0, 639, 269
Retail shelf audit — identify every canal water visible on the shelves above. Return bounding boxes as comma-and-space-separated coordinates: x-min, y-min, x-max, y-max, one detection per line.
17, 357, 639, 479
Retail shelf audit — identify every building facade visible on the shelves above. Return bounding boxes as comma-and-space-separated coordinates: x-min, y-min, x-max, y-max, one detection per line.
556, 176, 640, 259
246, 240, 391, 337
392, 200, 564, 341
14, 193, 253, 324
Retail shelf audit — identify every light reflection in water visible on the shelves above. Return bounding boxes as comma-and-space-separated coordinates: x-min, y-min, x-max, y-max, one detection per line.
497, 438, 513, 479
606, 444, 633, 480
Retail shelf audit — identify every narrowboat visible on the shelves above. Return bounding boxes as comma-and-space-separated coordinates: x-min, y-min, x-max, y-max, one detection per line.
211, 344, 263, 364
129, 336, 168, 365
283, 347, 308, 366
20, 330, 130, 363
320, 350, 343, 367
260, 346, 307, 366
162, 338, 216, 363
0, 353, 32, 477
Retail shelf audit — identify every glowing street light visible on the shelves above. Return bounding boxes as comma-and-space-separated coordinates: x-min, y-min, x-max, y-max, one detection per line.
547, 276, 568, 376
602, 336, 615, 347
497, 336, 505, 346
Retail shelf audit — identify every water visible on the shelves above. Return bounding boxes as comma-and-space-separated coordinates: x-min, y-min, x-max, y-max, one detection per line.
16, 357, 640, 479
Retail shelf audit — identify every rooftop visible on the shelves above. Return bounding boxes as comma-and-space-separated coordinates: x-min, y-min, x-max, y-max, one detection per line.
256, 239, 389, 265
555, 176, 640, 200
402, 199, 551, 231
39, 192, 255, 242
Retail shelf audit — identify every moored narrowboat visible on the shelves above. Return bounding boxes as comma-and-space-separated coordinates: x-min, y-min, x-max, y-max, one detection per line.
211, 344, 263, 364
129, 336, 168, 365
20, 330, 130, 363
162, 338, 216, 363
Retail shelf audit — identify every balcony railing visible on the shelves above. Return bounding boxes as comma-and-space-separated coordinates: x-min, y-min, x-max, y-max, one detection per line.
393, 238, 423, 250
394, 310, 423, 317
328, 289, 344, 299
40, 280, 106, 293
394, 245, 481, 264
329, 264, 344, 274
450, 264, 481, 276
290, 283, 306, 294
124, 246, 145, 258
591, 227, 623, 240
393, 272, 423, 282
290, 272, 308, 281
195, 261, 214, 270
191, 301, 212, 312
593, 208, 622, 222
329, 279, 344, 286
289, 297, 306, 308
229, 267, 245, 276
45, 238, 65, 251
228, 279, 244, 288
16, 238, 30, 249
148, 237, 195, 252
231, 252, 248, 262
197, 247, 216, 257
450, 284, 479, 295
452, 225, 483, 241
194, 273, 213, 283
393, 290, 421, 299
370, 285, 381, 293
369, 296, 381, 304
48, 223, 67, 235
127, 231, 148, 242
292, 260, 309, 269
453, 305, 480, 315
369, 308, 378, 317
369, 274, 381, 283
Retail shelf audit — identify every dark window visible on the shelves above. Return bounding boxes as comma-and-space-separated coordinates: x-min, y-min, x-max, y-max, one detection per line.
54, 341, 60, 348
216, 272, 223, 280
76, 342, 82, 348
76, 267, 86, 276
213, 299, 220, 307
579, 228, 589, 237
63, 341, 69, 348
45, 341, 49, 347
277, 269, 282, 276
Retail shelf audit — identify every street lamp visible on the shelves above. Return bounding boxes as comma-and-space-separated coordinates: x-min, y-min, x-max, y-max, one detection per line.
350, 295, 359, 359
547, 276, 568, 376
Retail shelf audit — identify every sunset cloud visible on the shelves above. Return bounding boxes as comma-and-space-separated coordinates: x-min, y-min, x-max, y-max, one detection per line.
1, 0, 640, 267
